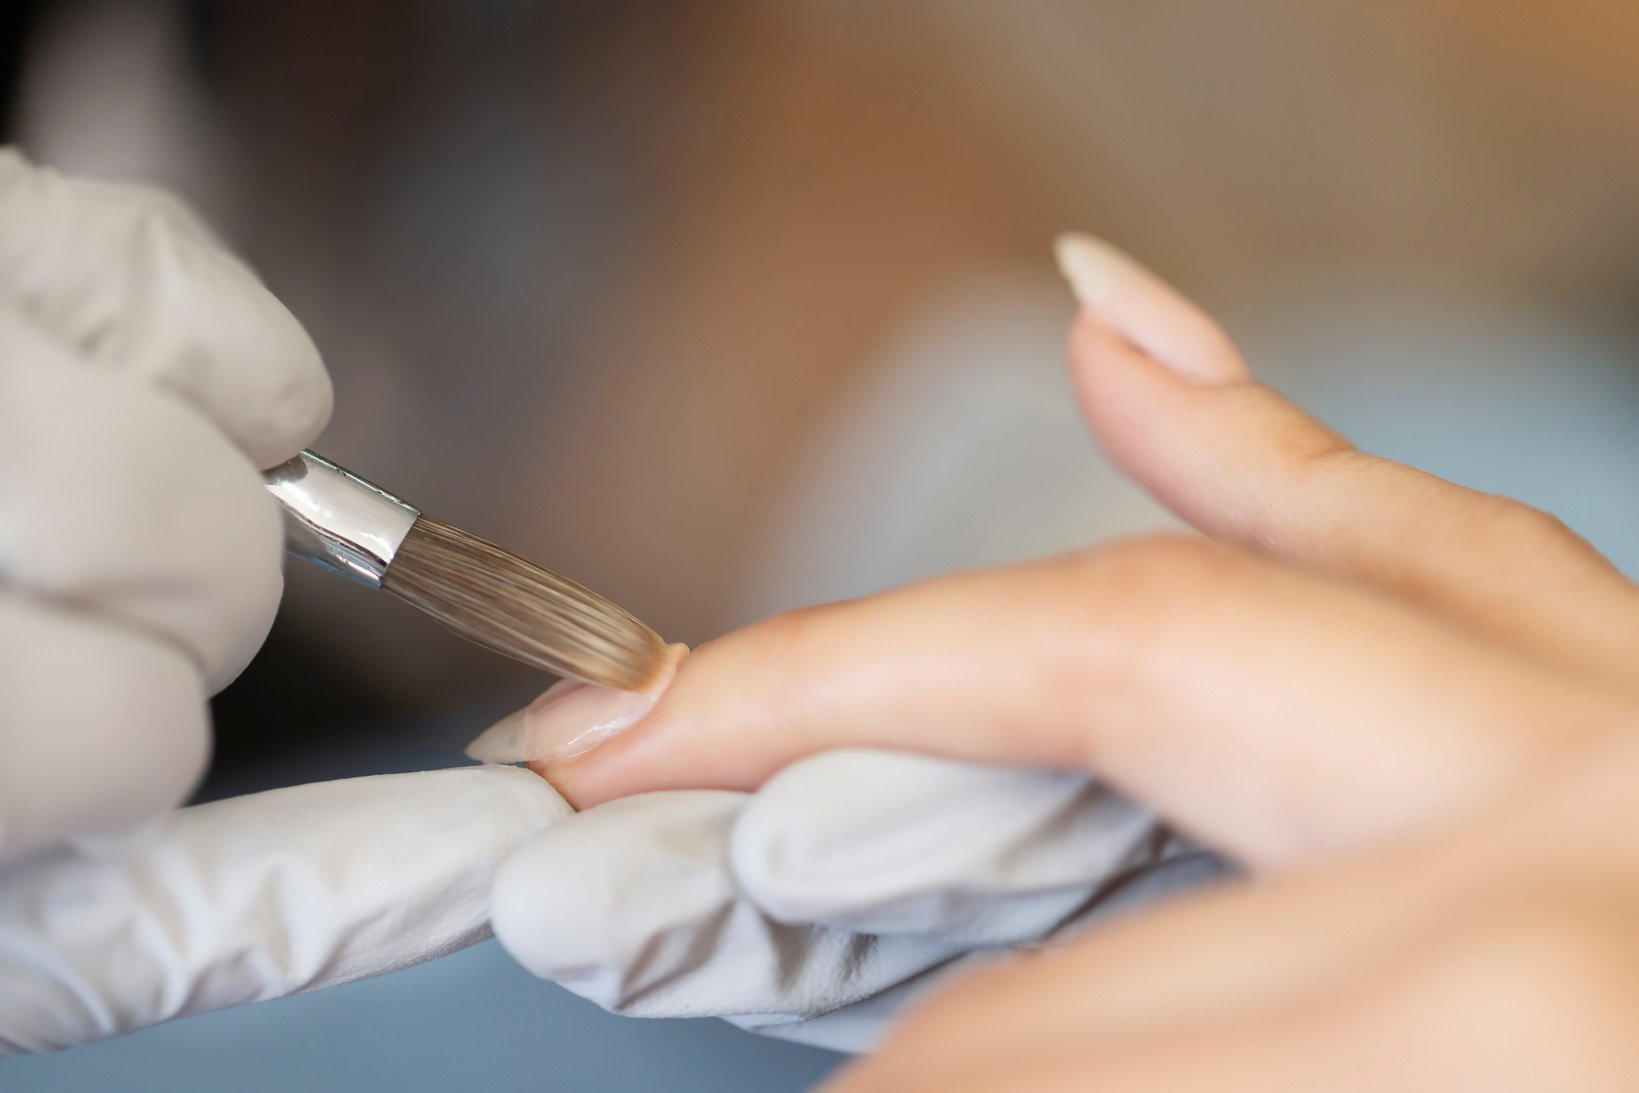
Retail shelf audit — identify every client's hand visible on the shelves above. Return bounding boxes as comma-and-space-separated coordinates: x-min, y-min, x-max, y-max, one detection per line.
474, 235, 1639, 1063
830, 728, 1639, 1092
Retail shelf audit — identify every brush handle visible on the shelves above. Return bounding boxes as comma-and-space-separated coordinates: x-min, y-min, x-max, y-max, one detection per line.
263, 450, 420, 589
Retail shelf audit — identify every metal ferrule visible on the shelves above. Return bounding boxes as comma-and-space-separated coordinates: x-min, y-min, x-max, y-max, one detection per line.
263, 450, 420, 589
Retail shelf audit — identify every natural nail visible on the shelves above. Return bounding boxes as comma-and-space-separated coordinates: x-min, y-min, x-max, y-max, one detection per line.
1054, 230, 1243, 385
1054, 232, 1138, 311
464, 643, 688, 765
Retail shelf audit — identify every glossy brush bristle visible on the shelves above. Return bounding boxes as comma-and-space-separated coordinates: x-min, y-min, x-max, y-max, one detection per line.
381, 516, 668, 690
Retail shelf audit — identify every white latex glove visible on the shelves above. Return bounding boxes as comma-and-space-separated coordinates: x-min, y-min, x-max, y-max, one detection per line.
490, 749, 1229, 1053
0, 767, 568, 1054
0, 149, 568, 1053
0, 145, 330, 853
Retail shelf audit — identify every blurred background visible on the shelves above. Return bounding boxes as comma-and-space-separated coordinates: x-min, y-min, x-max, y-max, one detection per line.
4, 1, 1639, 1090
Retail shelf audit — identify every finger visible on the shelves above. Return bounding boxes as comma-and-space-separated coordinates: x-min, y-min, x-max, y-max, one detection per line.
0, 312, 285, 689
873, 835, 1465, 1074
545, 537, 1621, 866
731, 748, 1199, 943
874, 731, 1639, 1078
828, 1014, 1353, 1093
1054, 232, 1250, 385
0, 594, 206, 861
489, 788, 969, 1050
834, 879, 1632, 1093
1057, 234, 1639, 684
0, 148, 330, 466
0, 766, 564, 1055
827, 853, 1425, 1093
828, 999, 1389, 1093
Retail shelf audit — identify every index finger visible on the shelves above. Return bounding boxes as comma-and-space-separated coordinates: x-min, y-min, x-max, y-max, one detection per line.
520, 538, 1620, 868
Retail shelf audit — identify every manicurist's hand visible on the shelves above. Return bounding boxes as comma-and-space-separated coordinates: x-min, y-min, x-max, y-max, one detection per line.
0, 150, 567, 1055
474, 234, 1639, 1065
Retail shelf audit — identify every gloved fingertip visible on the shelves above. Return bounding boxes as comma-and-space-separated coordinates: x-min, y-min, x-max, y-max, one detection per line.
490, 791, 749, 992
489, 826, 616, 977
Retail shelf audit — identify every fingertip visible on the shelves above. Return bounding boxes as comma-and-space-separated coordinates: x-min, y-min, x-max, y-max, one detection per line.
0, 151, 334, 468
1054, 232, 1248, 386
1055, 231, 1139, 311
535, 687, 714, 809
531, 752, 609, 810
531, 685, 689, 807
489, 830, 588, 974
124, 211, 334, 467
547, 605, 872, 804
1068, 310, 1153, 382
1067, 314, 1190, 456
490, 791, 747, 986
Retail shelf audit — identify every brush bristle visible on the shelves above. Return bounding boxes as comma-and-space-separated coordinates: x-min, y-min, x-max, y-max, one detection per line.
381, 516, 669, 690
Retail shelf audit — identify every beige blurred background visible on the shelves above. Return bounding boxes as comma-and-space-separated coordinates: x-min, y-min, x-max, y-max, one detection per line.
7, 3, 1639, 1091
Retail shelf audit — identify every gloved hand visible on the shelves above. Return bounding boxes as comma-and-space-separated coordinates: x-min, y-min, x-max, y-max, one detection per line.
488, 749, 1227, 1053
0, 149, 567, 1054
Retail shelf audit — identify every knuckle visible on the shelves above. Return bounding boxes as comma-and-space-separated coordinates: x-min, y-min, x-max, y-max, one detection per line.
1273, 439, 1599, 570
1330, 893, 1639, 1088
1072, 532, 1237, 593
1483, 901, 1638, 1011
1410, 893, 1639, 1039
753, 598, 853, 671
1281, 425, 1366, 472
0, 363, 283, 684
125, 183, 210, 241
1468, 492, 1584, 554
734, 597, 857, 722
1061, 534, 1254, 651
1062, 534, 1253, 638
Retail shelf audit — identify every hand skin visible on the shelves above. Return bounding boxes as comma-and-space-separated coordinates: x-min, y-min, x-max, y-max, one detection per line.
533, 235, 1639, 1087
830, 731, 1639, 1092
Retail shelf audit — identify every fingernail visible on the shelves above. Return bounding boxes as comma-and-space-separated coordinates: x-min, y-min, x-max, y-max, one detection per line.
465, 643, 688, 764
1055, 231, 1244, 385
464, 709, 530, 764
1054, 232, 1138, 311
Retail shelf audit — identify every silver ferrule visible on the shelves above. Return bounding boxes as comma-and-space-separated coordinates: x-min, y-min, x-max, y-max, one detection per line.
263, 450, 420, 589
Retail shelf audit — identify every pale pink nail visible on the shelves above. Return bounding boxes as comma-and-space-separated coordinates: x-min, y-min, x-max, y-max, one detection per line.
1054, 232, 1138, 311
1054, 231, 1244, 385
465, 643, 689, 764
